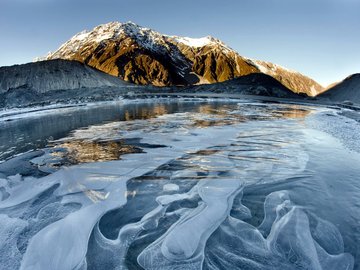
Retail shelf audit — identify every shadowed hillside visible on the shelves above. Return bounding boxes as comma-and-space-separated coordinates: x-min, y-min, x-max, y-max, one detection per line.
319, 74, 360, 104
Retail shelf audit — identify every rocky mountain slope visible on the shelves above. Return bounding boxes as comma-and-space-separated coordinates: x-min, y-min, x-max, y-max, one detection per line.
252, 60, 323, 96
0, 59, 133, 108
43, 21, 323, 96
318, 74, 360, 104
0, 59, 129, 94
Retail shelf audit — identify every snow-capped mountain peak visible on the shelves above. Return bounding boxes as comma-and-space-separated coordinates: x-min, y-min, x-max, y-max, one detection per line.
46, 21, 236, 60
47, 22, 124, 59
41, 21, 324, 95
47, 21, 167, 58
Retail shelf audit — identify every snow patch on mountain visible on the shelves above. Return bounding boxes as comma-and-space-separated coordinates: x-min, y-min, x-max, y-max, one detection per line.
72, 30, 90, 42
173, 36, 214, 47
253, 60, 298, 75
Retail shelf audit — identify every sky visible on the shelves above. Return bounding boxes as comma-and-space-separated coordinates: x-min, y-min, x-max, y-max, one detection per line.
0, 0, 359, 86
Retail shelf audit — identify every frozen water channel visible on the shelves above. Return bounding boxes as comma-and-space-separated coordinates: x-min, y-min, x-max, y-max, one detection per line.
0, 99, 359, 270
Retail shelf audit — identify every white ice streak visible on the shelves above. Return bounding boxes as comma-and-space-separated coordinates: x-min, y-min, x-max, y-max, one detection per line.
136, 123, 311, 269
202, 190, 354, 270
0, 119, 241, 270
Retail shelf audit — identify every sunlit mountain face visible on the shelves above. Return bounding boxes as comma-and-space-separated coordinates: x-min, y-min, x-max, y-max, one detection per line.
42, 21, 324, 96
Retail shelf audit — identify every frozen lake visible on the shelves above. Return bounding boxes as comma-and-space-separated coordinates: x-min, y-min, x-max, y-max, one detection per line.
0, 99, 359, 270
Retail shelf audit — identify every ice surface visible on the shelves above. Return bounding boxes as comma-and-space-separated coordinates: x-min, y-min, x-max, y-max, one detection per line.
0, 102, 355, 270
163, 184, 180, 192
0, 215, 28, 270
202, 191, 354, 270
13, 116, 241, 269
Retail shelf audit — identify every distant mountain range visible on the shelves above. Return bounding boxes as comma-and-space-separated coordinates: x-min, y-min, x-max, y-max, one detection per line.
41, 21, 324, 96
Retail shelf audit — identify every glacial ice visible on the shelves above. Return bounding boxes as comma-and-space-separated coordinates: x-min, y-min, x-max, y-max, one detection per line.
0, 215, 28, 270
9, 118, 241, 269
163, 184, 180, 192
0, 102, 355, 270
203, 191, 354, 270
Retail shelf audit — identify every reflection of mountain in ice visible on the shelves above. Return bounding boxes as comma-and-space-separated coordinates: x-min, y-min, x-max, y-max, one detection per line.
0, 102, 354, 270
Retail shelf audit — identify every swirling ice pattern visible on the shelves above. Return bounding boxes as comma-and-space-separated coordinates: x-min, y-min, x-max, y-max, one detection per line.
0, 103, 354, 270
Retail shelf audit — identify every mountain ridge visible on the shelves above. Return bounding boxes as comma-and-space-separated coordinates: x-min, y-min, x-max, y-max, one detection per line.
42, 21, 324, 96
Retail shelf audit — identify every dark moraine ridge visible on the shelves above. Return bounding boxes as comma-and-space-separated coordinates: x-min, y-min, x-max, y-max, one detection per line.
319, 74, 360, 104
0, 59, 129, 94
0, 61, 305, 110
0, 59, 134, 108
172, 73, 303, 99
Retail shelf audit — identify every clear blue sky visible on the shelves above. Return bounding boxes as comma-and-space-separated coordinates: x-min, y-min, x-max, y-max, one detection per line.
0, 0, 359, 86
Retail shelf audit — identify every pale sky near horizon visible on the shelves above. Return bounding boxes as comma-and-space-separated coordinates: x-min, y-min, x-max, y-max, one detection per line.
0, 0, 359, 86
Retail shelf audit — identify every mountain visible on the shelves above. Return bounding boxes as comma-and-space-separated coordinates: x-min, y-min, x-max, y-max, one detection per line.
183, 73, 301, 99
0, 59, 131, 108
0, 59, 128, 94
43, 21, 323, 96
318, 74, 360, 104
252, 61, 323, 96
